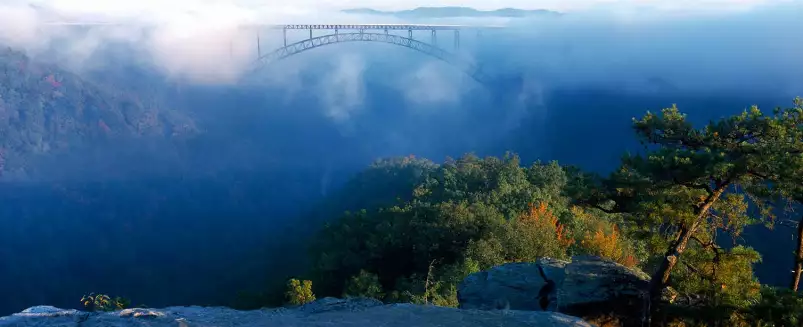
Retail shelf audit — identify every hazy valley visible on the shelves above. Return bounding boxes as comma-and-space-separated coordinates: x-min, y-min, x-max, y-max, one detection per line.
1, 2, 803, 325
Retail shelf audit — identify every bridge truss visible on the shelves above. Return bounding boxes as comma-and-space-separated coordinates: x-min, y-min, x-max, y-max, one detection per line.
257, 24, 490, 49
42, 22, 502, 84
248, 24, 500, 84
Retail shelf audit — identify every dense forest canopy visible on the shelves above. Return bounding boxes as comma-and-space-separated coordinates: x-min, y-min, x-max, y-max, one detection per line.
254, 99, 803, 326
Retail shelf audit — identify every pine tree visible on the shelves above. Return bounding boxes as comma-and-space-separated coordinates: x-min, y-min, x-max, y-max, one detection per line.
596, 101, 803, 323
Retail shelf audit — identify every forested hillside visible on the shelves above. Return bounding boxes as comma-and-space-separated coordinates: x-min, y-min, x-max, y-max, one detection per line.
254, 100, 803, 326
0, 48, 196, 178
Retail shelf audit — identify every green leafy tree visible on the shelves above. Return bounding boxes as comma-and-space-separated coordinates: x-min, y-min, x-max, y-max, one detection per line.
343, 270, 384, 299
285, 279, 316, 306
384, 260, 471, 308
310, 154, 574, 302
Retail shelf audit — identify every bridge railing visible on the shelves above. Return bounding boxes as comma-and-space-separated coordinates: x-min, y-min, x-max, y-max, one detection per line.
253, 24, 504, 31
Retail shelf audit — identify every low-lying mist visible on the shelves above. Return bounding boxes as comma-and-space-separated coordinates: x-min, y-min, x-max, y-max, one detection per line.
0, 0, 801, 316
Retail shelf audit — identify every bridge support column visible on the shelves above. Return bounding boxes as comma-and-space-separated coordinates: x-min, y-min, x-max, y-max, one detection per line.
309, 28, 313, 40
283, 27, 287, 47
408, 29, 413, 39
431, 30, 437, 45
454, 30, 460, 50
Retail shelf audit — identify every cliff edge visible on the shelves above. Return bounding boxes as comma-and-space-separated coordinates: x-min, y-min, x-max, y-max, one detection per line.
0, 297, 591, 327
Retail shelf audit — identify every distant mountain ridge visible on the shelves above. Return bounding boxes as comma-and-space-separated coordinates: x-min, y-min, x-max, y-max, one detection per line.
0, 47, 196, 179
342, 7, 562, 19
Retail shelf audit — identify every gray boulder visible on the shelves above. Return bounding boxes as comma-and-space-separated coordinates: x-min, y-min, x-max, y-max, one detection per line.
458, 256, 652, 326
0, 297, 593, 327
458, 257, 567, 312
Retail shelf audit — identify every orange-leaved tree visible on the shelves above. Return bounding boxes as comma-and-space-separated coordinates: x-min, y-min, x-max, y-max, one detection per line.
580, 225, 639, 268
505, 202, 574, 262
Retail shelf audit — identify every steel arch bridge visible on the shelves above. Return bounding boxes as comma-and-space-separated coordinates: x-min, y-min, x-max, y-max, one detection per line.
248, 24, 501, 85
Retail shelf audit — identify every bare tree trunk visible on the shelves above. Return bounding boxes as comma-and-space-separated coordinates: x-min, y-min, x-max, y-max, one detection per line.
424, 259, 436, 304
648, 187, 726, 325
792, 215, 803, 292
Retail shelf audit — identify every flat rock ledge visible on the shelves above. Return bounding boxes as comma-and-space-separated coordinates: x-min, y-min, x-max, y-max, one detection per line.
0, 297, 593, 327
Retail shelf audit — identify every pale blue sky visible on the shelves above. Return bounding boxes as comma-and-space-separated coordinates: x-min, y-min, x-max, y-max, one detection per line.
14, 0, 799, 20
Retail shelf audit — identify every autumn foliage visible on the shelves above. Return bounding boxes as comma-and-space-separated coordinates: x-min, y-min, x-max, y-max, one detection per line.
520, 202, 574, 249
559, 206, 639, 267
581, 226, 638, 267
516, 202, 638, 267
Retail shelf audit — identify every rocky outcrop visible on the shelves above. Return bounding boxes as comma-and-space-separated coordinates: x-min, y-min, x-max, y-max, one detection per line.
558, 256, 651, 326
458, 256, 651, 326
0, 257, 655, 327
0, 297, 593, 327
458, 257, 568, 312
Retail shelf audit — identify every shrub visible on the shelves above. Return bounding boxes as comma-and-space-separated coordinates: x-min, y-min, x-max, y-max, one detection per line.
80, 293, 131, 312
343, 270, 384, 300
285, 279, 316, 306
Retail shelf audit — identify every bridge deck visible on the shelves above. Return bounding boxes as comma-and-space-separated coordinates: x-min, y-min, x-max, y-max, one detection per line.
259, 24, 503, 30
42, 22, 503, 30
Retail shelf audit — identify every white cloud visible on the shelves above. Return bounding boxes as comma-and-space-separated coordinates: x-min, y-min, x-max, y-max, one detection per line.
318, 53, 366, 123
0, 0, 800, 107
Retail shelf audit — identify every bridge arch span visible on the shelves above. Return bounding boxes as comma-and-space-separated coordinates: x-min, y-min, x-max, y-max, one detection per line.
250, 32, 489, 84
